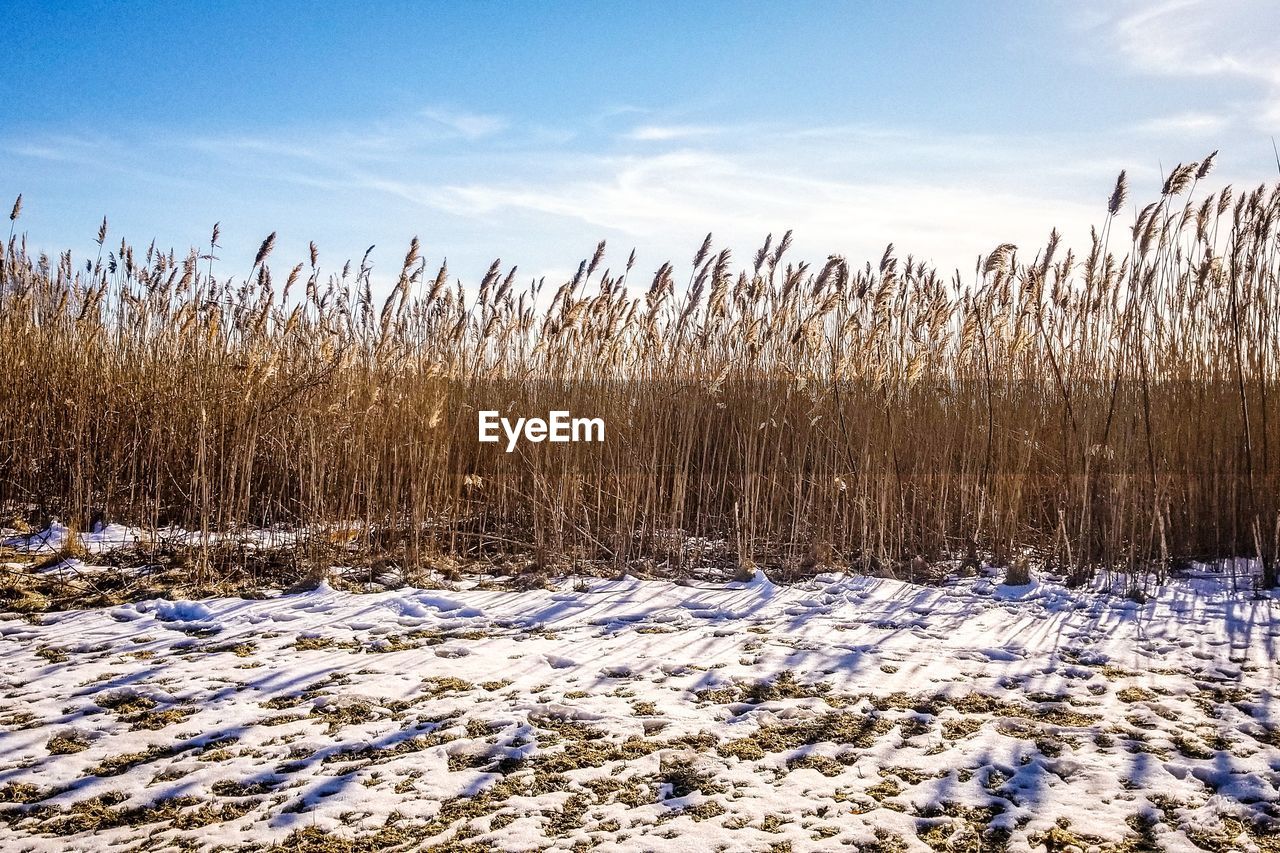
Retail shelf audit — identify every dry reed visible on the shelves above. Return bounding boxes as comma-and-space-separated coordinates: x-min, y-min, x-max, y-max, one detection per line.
2, 153, 1278, 587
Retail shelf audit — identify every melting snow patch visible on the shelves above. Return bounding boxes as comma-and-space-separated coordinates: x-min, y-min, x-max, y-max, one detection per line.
0, 568, 1276, 851
148, 599, 216, 623
391, 593, 483, 619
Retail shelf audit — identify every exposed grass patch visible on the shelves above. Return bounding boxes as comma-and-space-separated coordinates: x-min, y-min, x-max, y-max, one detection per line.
869, 691, 1098, 727
942, 717, 983, 740
210, 778, 277, 797
94, 689, 158, 716
91, 743, 183, 777
786, 753, 845, 776
659, 755, 725, 798
695, 670, 839, 706
292, 636, 358, 652
1171, 733, 1217, 760
718, 711, 892, 760
32, 791, 254, 836
46, 730, 90, 754
126, 706, 198, 731
320, 727, 458, 768
421, 676, 475, 697
34, 645, 69, 663
201, 640, 256, 657
0, 781, 46, 804
1117, 687, 1157, 704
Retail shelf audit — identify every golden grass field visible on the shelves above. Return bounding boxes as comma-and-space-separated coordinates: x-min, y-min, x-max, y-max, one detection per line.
2, 154, 1279, 591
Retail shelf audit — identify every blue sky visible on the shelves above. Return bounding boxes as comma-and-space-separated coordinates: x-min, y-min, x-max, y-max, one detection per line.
4, 0, 1279, 289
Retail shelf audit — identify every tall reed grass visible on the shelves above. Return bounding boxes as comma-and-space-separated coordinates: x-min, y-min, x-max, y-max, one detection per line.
2, 153, 1278, 586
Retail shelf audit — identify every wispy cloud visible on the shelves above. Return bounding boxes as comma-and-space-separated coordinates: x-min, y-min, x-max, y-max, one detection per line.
625, 124, 724, 142
419, 107, 508, 140
0, 86, 1223, 292
4, 134, 110, 167
1133, 111, 1231, 136
1115, 0, 1279, 81
12, 110, 1137, 281
407, 143, 1104, 275
1094, 0, 1280, 131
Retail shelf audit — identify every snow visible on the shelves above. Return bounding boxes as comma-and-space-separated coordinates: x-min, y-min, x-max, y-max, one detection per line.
0, 569, 1277, 851
3, 521, 145, 555
1, 522, 341, 557
143, 599, 217, 625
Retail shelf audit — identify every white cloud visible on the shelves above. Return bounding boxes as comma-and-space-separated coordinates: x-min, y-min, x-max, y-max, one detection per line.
415, 146, 1102, 276
625, 124, 723, 142
5, 135, 110, 167
1133, 111, 1230, 135
1, 100, 1198, 294
1106, 0, 1280, 82
1093, 0, 1280, 132
146, 111, 1154, 279
419, 107, 509, 139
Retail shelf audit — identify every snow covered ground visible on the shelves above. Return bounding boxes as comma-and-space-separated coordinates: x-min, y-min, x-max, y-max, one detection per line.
1, 568, 1277, 852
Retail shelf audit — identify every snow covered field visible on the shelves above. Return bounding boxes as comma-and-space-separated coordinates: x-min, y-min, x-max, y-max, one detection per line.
1, 568, 1278, 852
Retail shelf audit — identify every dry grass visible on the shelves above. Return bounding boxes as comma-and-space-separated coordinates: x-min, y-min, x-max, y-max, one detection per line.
2, 154, 1278, 586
